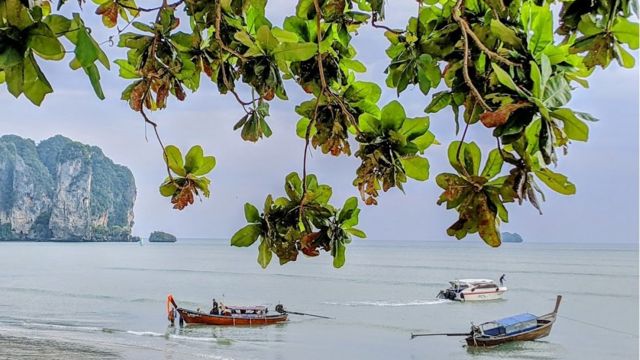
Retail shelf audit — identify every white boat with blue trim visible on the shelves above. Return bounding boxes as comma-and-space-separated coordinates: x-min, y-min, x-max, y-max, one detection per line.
437, 278, 507, 301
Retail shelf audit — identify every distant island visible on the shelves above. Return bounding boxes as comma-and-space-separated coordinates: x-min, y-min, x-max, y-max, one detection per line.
502, 232, 524, 243
0, 135, 138, 242
148, 231, 177, 243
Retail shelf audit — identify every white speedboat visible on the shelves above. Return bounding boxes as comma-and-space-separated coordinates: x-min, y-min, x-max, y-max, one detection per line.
437, 279, 507, 301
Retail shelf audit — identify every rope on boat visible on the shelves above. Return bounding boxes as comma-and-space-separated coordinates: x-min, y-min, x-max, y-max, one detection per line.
558, 315, 639, 338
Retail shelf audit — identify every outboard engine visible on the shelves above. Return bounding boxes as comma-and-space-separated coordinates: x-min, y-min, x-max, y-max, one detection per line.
438, 289, 457, 301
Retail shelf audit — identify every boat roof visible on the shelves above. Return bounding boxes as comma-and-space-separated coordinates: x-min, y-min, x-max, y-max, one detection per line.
493, 313, 537, 327
454, 279, 495, 285
225, 305, 267, 311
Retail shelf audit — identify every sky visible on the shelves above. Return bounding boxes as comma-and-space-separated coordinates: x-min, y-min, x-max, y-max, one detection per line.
0, 1, 638, 243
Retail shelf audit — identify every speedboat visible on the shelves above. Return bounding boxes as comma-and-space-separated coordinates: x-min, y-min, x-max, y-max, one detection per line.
436, 279, 507, 301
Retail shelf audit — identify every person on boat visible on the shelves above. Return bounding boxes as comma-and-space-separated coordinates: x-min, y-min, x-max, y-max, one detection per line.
210, 299, 219, 315
499, 274, 506, 286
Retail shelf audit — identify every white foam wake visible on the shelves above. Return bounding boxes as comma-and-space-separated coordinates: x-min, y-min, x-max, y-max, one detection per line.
323, 299, 448, 307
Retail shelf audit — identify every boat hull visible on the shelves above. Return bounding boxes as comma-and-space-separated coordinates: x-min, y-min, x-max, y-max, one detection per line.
465, 319, 553, 347
177, 308, 288, 326
460, 289, 506, 301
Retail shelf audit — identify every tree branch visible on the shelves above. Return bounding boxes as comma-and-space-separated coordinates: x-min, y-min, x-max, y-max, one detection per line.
453, 0, 492, 112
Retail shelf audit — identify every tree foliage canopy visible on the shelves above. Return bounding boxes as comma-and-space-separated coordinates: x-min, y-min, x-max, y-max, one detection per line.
1, 0, 637, 267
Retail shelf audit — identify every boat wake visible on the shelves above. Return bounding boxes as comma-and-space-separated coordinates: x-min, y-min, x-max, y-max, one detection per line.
323, 299, 448, 307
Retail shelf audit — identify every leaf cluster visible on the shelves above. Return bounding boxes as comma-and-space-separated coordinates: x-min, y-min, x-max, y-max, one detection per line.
159, 145, 216, 210
231, 172, 365, 268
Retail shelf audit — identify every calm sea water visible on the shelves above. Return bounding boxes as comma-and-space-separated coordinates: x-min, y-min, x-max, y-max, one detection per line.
0, 240, 637, 360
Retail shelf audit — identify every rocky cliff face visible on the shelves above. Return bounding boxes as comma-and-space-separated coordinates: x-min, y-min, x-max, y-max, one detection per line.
0, 135, 137, 241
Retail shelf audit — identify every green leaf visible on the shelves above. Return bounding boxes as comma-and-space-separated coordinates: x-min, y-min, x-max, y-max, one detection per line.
490, 19, 522, 47
412, 130, 436, 152
346, 228, 366, 238
612, 18, 639, 50
159, 181, 177, 197
425, 91, 451, 113
333, 241, 346, 268
463, 142, 481, 176
521, 2, 553, 56
75, 29, 99, 68
83, 63, 105, 100
542, 75, 571, 108
244, 203, 261, 223
0, 48, 23, 68
380, 100, 405, 131
114, 59, 140, 79
338, 197, 358, 222
184, 145, 204, 174
256, 25, 279, 52
615, 44, 636, 68
164, 145, 186, 176
491, 63, 518, 92
535, 168, 576, 195
271, 27, 299, 42
359, 113, 380, 133
192, 156, 216, 176
257, 240, 272, 268
477, 196, 501, 247
400, 156, 429, 181
22, 55, 53, 105
529, 61, 542, 98
27, 22, 65, 60
551, 108, 589, 141
43, 14, 71, 34
341, 58, 367, 72
230, 224, 261, 247
273, 42, 317, 61
481, 149, 503, 179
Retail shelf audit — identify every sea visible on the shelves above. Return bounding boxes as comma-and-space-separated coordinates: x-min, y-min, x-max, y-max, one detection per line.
0, 240, 637, 360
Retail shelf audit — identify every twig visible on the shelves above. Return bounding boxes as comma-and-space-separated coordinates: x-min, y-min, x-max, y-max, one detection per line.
139, 107, 175, 184
215, 2, 247, 61
312, 0, 328, 91
219, 65, 256, 112
457, 18, 520, 67
371, 18, 403, 34
299, 0, 330, 220
453, 0, 491, 112
115, 0, 184, 13
455, 118, 472, 179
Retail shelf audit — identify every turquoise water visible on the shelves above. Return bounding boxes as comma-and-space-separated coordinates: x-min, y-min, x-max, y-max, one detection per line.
0, 240, 637, 359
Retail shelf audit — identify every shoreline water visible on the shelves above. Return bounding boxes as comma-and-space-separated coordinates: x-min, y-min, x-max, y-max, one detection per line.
0, 240, 637, 359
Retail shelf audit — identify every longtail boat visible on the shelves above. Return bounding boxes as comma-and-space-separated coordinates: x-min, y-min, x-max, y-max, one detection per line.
167, 295, 288, 326
412, 295, 562, 347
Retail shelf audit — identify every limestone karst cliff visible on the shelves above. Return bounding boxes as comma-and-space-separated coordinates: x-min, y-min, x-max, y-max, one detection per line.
0, 135, 137, 241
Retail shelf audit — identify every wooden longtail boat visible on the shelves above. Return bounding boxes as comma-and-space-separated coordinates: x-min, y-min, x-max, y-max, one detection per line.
411, 295, 562, 347
465, 295, 562, 347
167, 296, 288, 326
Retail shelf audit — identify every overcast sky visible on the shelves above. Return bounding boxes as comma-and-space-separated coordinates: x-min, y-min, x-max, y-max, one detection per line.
1, 2, 638, 243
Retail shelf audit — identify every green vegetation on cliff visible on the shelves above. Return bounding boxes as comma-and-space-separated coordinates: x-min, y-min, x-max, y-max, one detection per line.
0, 135, 137, 241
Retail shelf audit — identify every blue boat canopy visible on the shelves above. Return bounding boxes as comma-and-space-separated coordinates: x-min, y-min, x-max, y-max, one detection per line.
480, 313, 538, 336
495, 313, 537, 327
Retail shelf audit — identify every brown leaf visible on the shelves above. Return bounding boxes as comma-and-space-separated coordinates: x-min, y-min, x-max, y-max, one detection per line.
300, 231, 321, 249
480, 102, 531, 128
129, 81, 147, 111
172, 185, 194, 210
173, 80, 186, 101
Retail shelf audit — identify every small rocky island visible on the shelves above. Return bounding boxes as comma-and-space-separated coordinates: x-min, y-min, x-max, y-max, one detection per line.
148, 231, 177, 243
0, 135, 138, 242
502, 232, 524, 243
